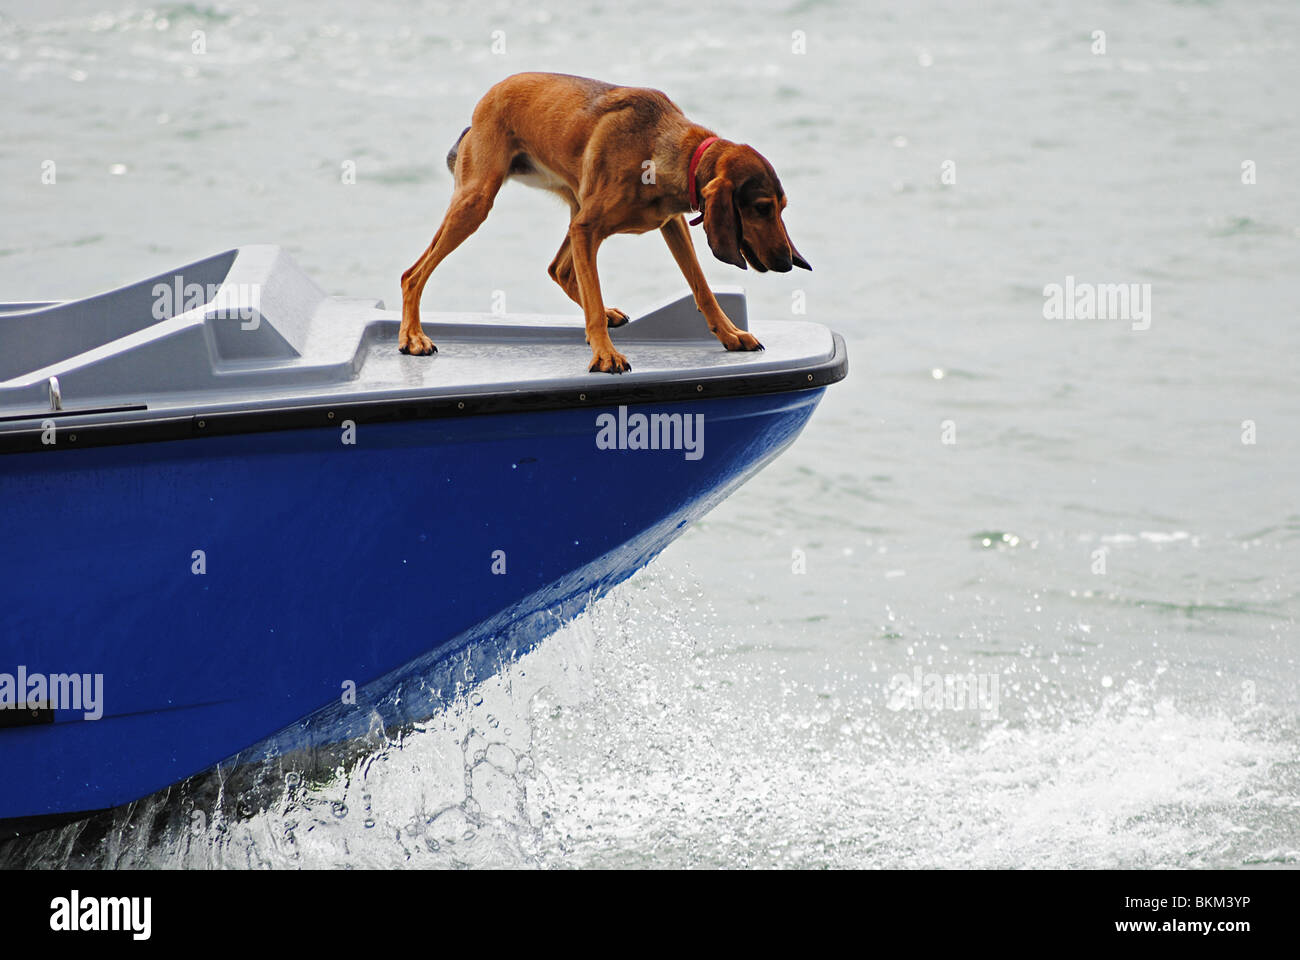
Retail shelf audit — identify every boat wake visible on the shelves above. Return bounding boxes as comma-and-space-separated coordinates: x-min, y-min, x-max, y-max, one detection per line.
2, 560, 1294, 870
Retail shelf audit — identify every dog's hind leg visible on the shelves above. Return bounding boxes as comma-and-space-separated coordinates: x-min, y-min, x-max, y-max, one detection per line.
547, 233, 628, 329
399, 129, 508, 355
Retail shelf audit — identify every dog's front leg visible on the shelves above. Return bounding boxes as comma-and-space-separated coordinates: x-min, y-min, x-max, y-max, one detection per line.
569, 221, 631, 374
660, 215, 763, 352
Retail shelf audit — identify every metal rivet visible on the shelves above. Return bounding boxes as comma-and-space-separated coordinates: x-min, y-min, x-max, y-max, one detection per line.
696, 384, 703, 392
68, 433, 76, 441
807, 374, 814, 381
198, 420, 206, 428
327, 411, 335, 419
457, 401, 464, 410
579, 393, 586, 401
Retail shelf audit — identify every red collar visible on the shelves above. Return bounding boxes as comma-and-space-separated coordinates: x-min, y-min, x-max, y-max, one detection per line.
687, 136, 719, 223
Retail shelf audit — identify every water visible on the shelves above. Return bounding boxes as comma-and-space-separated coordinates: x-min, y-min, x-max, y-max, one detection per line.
2, 0, 1298, 868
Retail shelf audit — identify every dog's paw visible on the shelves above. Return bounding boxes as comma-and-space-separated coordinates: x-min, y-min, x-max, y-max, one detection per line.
398, 328, 437, 356
719, 329, 764, 352
605, 308, 630, 328
588, 346, 631, 374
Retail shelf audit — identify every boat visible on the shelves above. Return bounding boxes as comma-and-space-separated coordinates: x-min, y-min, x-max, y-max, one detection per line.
0, 245, 846, 833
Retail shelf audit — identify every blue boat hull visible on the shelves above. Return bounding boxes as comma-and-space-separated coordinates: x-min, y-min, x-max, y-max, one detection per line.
0, 389, 823, 823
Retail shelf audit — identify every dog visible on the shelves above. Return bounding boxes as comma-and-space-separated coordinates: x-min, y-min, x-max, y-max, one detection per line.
399, 72, 810, 373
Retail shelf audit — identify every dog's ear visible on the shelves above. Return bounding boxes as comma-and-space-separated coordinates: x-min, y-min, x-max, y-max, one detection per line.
701, 177, 746, 270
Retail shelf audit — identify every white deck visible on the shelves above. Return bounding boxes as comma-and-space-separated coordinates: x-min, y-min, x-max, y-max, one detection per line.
0, 246, 837, 429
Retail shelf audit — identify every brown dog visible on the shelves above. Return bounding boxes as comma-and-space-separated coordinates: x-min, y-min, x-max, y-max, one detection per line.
399, 72, 810, 373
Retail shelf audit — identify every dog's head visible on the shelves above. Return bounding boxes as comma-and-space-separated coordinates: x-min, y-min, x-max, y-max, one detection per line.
699, 143, 811, 273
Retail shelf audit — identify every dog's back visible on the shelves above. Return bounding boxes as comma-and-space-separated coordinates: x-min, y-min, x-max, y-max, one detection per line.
445, 73, 683, 181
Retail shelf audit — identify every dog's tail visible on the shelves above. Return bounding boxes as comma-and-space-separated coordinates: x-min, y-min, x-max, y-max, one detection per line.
446, 126, 470, 173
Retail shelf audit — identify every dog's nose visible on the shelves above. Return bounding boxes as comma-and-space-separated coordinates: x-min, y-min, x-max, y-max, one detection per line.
771, 255, 793, 273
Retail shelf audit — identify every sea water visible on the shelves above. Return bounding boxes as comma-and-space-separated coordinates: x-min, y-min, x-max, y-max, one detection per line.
1, 0, 1297, 868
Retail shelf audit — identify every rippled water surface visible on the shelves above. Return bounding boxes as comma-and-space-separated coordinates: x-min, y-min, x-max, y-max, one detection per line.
1, 0, 1298, 868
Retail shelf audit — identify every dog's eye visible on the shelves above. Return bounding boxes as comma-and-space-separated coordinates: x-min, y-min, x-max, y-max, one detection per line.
754, 201, 774, 216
